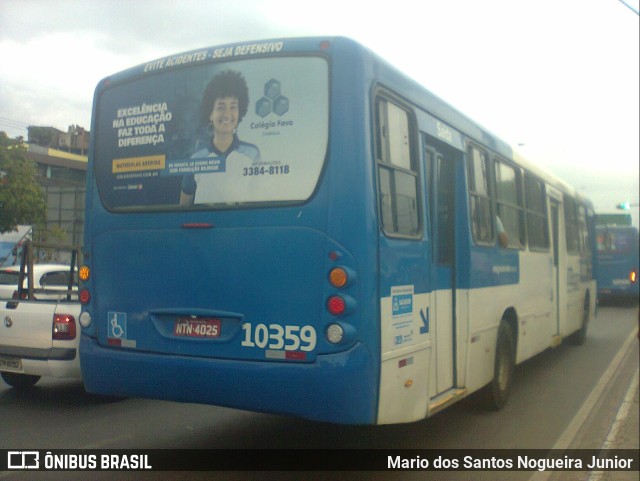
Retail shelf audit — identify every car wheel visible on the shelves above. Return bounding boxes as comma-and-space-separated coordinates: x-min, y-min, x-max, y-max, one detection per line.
1, 372, 41, 389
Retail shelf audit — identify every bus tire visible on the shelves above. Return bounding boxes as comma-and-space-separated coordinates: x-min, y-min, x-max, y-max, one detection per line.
483, 320, 515, 410
568, 296, 590, 346
1, 372, 41, 389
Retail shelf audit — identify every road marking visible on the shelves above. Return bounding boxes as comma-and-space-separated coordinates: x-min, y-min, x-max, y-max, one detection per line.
602, 367, 639, 449
529, 326, 638, 481
587, 366, 639, 481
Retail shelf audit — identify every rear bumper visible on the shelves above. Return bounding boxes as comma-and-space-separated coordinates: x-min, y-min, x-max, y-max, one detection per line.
80, 335, 378, 424
0, 344, 76, 360
598, 286, 640, 300
0, 344, 80, 379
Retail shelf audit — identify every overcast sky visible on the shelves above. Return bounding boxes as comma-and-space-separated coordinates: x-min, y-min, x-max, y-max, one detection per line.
1, 0, 638, 225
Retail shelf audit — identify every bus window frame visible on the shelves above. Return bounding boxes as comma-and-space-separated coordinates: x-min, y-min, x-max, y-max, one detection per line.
373, 88, 422, 240
578, 205, 591, 256
563, 196, 580, 255
91, 53, 332, 214
524, 173, 551, 252
493, 156, 526, 250
466, 142, 495, 246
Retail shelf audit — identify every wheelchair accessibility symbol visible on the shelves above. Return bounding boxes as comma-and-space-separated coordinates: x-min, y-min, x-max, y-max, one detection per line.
108, 312, 127, 339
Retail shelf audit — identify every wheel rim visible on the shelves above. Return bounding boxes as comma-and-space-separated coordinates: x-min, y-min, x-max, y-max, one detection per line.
496, 334, 512, 393
497, 347, 510, 391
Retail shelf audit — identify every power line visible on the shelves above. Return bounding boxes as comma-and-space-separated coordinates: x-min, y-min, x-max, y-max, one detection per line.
0, 117, 30, 131
0, 117, 29, 127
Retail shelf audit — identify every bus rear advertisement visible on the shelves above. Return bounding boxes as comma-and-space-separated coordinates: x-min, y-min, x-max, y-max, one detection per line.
79, 37, 596, 425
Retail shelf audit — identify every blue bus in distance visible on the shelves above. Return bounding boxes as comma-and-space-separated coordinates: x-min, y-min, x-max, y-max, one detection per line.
79, 37, 596, 424
596, 225, 639, 302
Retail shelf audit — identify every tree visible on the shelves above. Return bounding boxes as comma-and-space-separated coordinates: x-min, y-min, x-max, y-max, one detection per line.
0, 132, 46, 234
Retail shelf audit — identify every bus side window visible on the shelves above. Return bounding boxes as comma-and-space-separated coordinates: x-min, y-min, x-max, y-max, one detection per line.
578, 206, 591, 255
564, 197, 580, 254
495, 159, 525, 249
376, 97, 420, 237
467, 146, 493, 244
524, 174, 550, 250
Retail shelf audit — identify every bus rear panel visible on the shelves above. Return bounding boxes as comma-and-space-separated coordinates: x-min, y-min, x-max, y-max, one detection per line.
596, 226, 640, 301
80, 38, 383, 424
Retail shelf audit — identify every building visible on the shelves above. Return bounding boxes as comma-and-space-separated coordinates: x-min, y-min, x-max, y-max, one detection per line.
27, 125, 89, 157
25, 126, 88, 249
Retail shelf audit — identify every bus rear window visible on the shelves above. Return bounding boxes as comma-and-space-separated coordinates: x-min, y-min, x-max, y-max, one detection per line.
597, 229, 635, 255
94, 57, 328, 211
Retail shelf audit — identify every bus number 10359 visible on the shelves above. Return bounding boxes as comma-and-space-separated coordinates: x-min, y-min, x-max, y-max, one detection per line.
241, 323, 317, 351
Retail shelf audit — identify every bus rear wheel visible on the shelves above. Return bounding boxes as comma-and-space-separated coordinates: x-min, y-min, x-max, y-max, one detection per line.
1, 372, 41, 389
567, 295, 590, 346
483, 320, 515, 410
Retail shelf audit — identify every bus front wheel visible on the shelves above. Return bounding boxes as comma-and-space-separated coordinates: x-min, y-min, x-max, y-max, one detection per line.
483, 320, 515, 410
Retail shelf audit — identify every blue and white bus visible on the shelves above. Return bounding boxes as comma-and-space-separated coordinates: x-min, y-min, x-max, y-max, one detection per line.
79, 37, 596, 424
595, 225, 639, 302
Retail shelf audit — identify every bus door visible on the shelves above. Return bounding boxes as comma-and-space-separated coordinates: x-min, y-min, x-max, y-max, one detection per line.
424, 141, 456, 398
549, 197, 561, 338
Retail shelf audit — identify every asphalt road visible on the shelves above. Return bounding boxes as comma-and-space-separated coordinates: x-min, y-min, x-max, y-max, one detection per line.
1, 303, 638, 481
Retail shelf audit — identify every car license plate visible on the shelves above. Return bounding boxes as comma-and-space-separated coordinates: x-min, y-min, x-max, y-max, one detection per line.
0, 356, 22, 371
174, 317, 221, 338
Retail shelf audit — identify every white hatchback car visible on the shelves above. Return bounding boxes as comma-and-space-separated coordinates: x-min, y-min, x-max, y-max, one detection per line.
0, 264, 78, 300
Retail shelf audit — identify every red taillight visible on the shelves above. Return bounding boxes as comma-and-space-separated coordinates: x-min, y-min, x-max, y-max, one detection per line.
12, 290, 28, 300
79, 289, 91, 304
53, 314, 76, 340
327, 296, 346, 316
